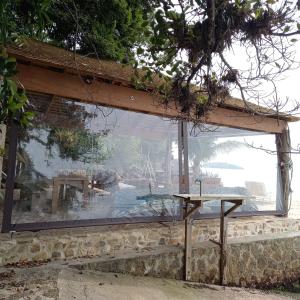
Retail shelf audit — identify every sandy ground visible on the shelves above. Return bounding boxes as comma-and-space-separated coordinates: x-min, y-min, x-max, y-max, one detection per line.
0, 262, 294, 300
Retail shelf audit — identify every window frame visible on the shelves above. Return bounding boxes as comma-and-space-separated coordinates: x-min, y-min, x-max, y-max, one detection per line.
1, 98, 285, 233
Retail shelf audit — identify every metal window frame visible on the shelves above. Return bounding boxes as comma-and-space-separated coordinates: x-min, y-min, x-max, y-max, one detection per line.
1, 118, 18, 233
1, 110, 285, 233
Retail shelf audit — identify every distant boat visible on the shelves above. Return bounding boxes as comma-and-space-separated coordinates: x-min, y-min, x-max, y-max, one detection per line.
204, 162, 244, 170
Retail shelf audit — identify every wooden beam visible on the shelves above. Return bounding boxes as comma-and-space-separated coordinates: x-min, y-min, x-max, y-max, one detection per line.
276, 128, 291, 215
16, 63, 287, 133
205, 107, 286, 133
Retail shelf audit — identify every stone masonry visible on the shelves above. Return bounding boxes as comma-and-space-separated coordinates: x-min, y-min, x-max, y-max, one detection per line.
72, 232, 300, 288
1, 216, 300, 265
1, 216, 300, 287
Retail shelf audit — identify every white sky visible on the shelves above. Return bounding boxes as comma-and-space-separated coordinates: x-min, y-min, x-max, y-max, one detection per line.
224, 40, 300, 205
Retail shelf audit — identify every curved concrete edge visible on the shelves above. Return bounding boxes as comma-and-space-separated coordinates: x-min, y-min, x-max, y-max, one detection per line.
57, 268, 289, 300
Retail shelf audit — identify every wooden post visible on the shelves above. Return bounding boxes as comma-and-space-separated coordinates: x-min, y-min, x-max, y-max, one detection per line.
165, 134, 172, 186
219, 200, 228, 285
52, 179, 60, 214
0, 124, 6, 183
184, 202, 192, 281
276, 128, 291, 216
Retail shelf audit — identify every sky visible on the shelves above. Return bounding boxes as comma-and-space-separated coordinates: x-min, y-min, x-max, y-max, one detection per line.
278, 42, 300, 211
226, 40, 300, 212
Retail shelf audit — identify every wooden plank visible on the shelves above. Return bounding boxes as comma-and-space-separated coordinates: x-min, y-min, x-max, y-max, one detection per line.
184, 202, 193, 281
219, 200, 228, 285
276, 129, 291, 215
52, 179, 60, 214
173, 194, 248, 201
205, 106, 287, 134
0, 124, 6, 184
184, 202, 202, 219
16, 63, 287, 133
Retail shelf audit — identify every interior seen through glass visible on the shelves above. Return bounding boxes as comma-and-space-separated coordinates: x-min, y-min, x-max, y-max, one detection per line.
188, 124, 279, 213
0, 92, 280, 226
10, 93, 180, 223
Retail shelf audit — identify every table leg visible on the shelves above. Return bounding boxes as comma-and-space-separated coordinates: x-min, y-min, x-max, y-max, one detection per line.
52, 181, 60, 214
62, 183, 66, 200
83, 180, 89, 195
83, 180, 89, 207
219, 200, 228, 285
184, 202, 192, 281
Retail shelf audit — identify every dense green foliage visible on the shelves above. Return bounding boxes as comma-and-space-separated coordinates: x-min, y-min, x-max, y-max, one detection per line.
49, 0, 150, 61
0, 0, 300, 125
2, 0, 151, 61
138, 0, 300, 118
0, 0, 151, 125
0, 48, 33, 125
47, 128, 110, 163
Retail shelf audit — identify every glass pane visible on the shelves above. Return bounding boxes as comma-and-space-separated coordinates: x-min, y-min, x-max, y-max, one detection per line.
11, 92, 179, 224
188, 124, 279, 214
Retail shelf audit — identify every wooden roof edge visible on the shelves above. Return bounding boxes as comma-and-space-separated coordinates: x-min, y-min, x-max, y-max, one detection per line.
7, 38, 300, 123
219, 97, 300, 122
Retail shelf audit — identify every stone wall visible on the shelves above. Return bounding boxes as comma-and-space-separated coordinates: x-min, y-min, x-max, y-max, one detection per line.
0, 216, 300, 266
72, 232, 300, 288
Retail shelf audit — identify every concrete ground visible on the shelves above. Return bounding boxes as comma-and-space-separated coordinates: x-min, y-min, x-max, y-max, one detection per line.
58, 269, 291, 300
0, 261, 294, 300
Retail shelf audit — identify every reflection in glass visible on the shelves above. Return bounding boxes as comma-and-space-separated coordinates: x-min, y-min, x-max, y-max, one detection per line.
188, 125, 279, 214
11, 92, 179, 224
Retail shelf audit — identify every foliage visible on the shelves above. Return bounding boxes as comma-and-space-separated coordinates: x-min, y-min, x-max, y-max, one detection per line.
0, 0, 152, 126
137, 0, 300, 119
189, 135, 242, 176
0, 0, 44, 126
0, 48, 34, 125
1, 0, 300, 125
13, 146, 48, 201
3, 0, 152, 62
105, 135, 142, 169
46, 127, 111, 164
48, 0, 151, 62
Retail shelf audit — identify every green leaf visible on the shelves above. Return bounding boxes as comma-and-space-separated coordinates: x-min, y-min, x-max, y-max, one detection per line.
137, 47, 144, 55
7, 78, 17, 95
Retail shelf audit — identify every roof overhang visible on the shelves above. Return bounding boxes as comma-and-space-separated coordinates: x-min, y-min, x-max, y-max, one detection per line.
6, 39, 299, 133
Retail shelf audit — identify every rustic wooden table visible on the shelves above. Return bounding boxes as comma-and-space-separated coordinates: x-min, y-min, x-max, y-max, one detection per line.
52, 176, 89, 213
173, 194, 245, 285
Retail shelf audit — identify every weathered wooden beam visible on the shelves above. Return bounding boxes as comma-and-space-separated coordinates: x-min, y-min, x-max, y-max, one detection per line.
184, 203, 193, 281
219, 200, 228, 286
16, 63, 287, 133
276, 128, 291, 215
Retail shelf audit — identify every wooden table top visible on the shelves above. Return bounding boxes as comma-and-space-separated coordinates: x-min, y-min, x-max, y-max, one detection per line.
173, 194, 248, 202
53, 176, 89, 181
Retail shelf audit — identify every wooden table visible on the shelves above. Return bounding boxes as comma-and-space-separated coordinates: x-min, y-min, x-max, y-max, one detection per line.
173, 194, 245, 285
52, 176, 89, 213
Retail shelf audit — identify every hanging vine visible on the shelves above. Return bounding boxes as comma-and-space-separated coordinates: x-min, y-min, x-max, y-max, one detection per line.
135, 0, 300, 121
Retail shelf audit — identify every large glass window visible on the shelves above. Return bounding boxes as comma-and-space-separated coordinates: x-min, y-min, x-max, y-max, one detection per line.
2, 91, 284, 230
11, 92, 179, 224
188, 124, 279, 214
